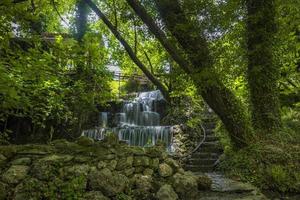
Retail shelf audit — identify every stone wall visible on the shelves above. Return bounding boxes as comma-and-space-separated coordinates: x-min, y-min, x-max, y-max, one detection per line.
0, 135, 211, 200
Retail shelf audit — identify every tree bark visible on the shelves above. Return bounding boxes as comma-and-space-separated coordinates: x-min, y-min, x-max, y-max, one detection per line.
246, 0, 281, 133
83, 0, 169, 100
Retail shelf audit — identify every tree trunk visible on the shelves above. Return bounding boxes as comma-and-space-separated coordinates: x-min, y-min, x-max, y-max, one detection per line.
128, 0, 251, 147
246, 0, 281, 133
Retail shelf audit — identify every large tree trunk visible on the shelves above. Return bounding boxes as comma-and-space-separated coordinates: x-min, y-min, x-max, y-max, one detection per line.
127, 0, 251, 148
246, 0, 281, 133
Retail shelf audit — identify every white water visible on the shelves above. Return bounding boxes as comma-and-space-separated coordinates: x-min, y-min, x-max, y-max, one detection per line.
82, 90, 172, 149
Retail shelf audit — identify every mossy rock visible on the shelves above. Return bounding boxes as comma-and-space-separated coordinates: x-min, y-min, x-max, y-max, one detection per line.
77, 136, 94, 146
156, 184, 178, 200
165, 158, 180, 171
171, 172, 198, 199
11, 157, 31, 165
158, 163, 173, 177
83, 191, 110, 200
88, 168, 129, 197
0, 146, 17, 158
196, 175, 212, 190
116, 156, 134, 170
150, 158, 160, 170
133, 156, 150, 167
61, 164, 90, 179
143, 168, 154, 176
132, 174, 153, 192
2, 165, 29, 184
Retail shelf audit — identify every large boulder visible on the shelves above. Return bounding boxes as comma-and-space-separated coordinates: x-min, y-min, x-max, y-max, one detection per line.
1, 165, 29, 184
172, 172, 198, 199
156, 184, 178, 200
158, 163, 173, 177
88, 168, 129, 197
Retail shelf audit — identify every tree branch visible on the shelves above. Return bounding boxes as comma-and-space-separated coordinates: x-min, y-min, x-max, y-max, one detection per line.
83, 0, 169, 100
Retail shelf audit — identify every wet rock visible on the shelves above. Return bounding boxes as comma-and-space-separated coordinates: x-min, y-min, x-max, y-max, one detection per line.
2, 165, 29, 184
133, 156, 150, 167
88, 168, 129, 197
158, 163, 173, 177
11, 157, 31, 165
156, 184, 178, 200
172, 172, 198, 199
83, 191, 110, 200
77, 136, 94, 146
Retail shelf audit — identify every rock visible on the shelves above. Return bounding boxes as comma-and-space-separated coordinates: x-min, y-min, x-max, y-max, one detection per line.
158, 163, 173, 177
0, 182, 8, 200
0, 146, 17, 158
83, 191, 110, 200
74, 155, 90, 163
62, 164, 90, 178
41, 154, 73, 163
77, 136, 94, 146
0, 154, 7, 167
131, 147, 146, 155
143, 168, 154, 176
124, 168, 135, 177
116, 156, 134, 170
2, 165, 29, 184
11, 157, 31, 165
134, 174, 153, 191
165, 158, 180, 170
88, 168, 129, 197
197, 175, 212, 190
97, 161, 107, 169
104, 154, 115, 160
13, 178, 43, 200
150, 158, 160, 169
133, 156, 150, 167
172, 172, 198, 199
156, 184, 178, 200
108, 160, 118, 170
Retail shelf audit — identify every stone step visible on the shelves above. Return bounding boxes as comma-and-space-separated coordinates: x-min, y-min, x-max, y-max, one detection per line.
191, 152, 220, 159
204, 135, 218, 142
184, 164, 215, 172
186, 158, 217, 165
203, 122, 216, 129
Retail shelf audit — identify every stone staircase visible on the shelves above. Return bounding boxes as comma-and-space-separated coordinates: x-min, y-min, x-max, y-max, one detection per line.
184, 109, 223, 172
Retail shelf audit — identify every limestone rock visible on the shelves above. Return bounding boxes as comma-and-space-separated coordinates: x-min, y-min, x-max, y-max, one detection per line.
133, 156, 150, 167
158, 163, 173, 177
11, 157, 31, 165
156, 184, 178, 200
172, 172, 198, 199
88, 168, 129, 197
2, 165, 29, 184
77, 136, 94, 146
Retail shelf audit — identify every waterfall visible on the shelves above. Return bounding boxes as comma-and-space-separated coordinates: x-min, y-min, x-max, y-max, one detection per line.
82, 90, 172, 149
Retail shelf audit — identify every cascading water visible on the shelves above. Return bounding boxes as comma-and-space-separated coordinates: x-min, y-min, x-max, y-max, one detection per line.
82, 90, 172, 150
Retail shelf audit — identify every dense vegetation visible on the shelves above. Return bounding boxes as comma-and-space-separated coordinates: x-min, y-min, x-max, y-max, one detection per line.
0, 0, 299, 196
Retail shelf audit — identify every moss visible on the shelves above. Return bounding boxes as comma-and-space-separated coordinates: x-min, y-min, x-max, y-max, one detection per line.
76, 136, 94, 146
